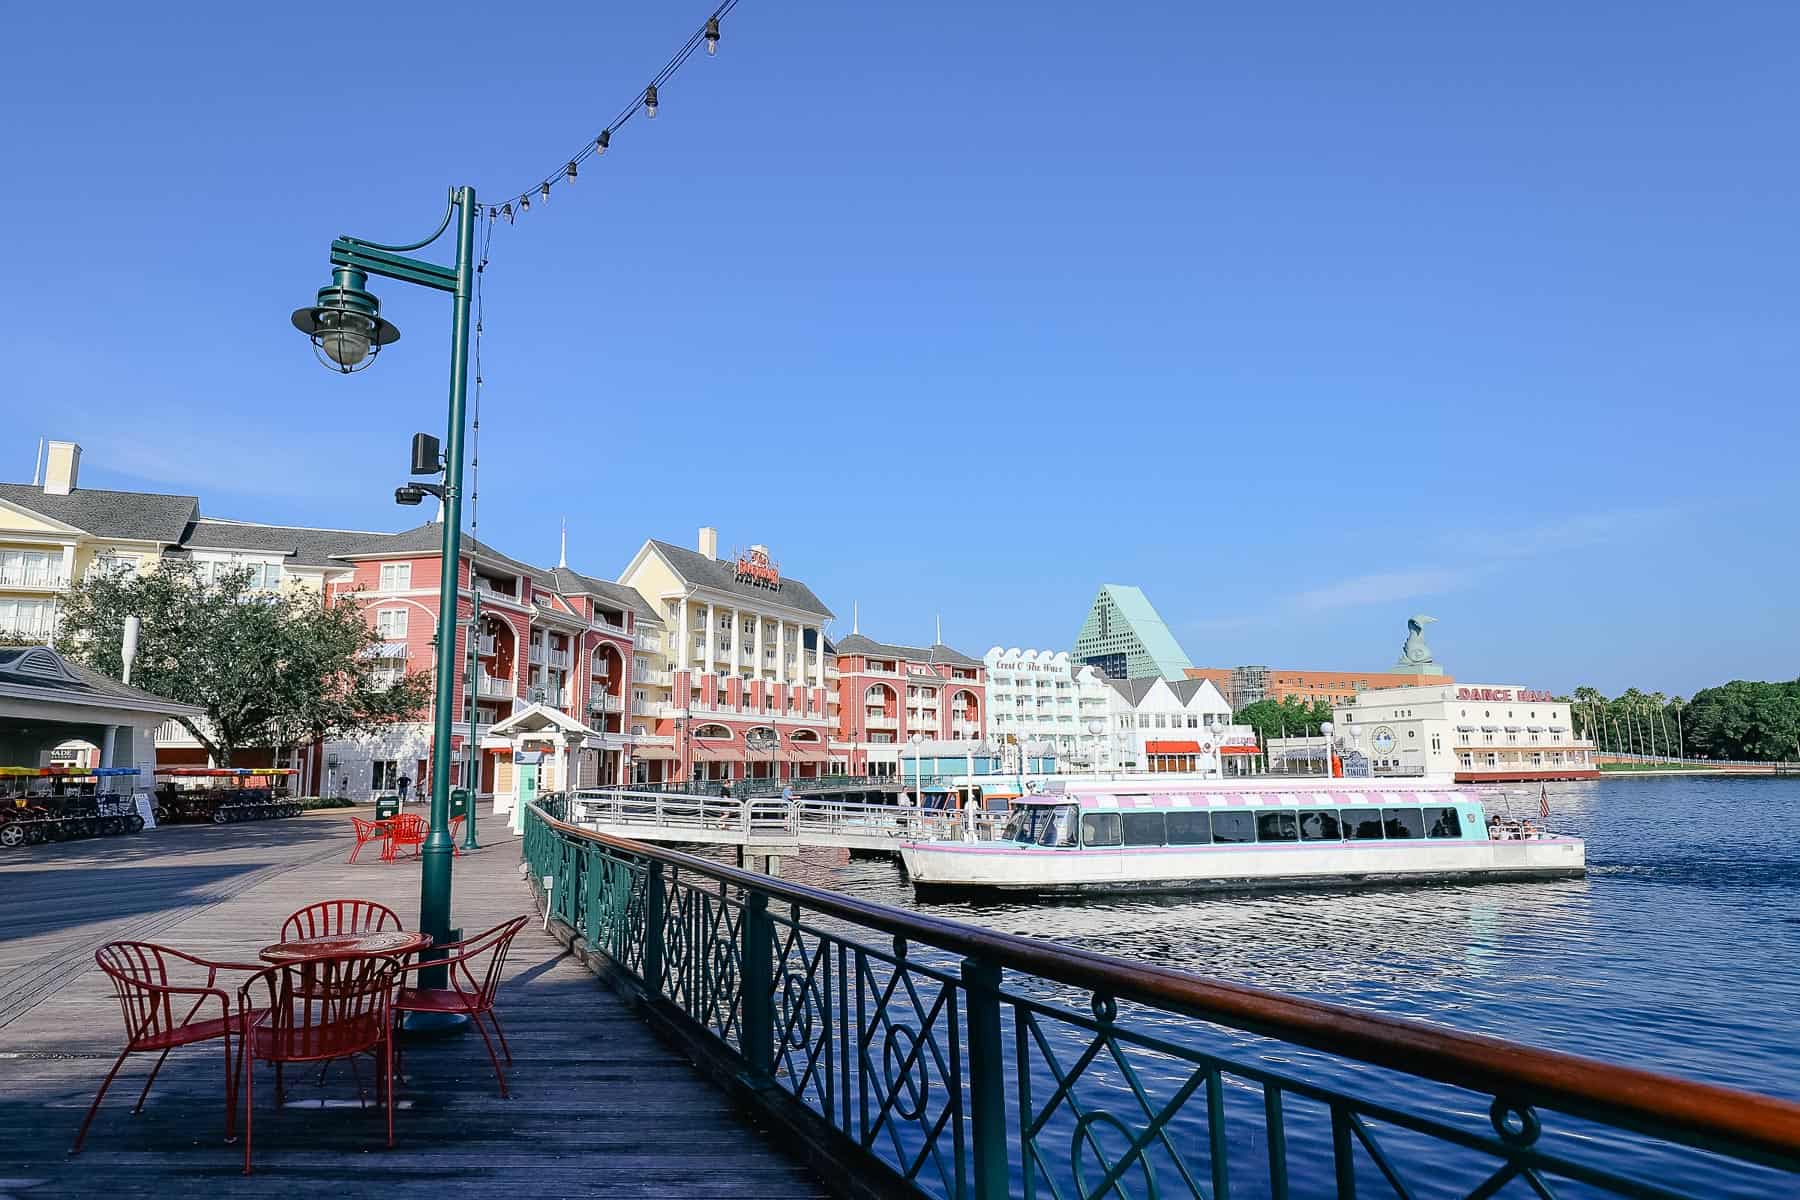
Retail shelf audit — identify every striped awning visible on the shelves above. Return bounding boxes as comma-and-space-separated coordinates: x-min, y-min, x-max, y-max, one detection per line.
692, 743, 744, 763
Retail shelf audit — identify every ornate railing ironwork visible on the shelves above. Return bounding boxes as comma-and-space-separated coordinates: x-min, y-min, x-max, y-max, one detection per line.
521, 802, 1800, 1200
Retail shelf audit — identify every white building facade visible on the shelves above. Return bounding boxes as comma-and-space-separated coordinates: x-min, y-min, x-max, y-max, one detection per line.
1103, 677, 1261, 776
1337, 683, 1598, 782
983, 648, 1114, 768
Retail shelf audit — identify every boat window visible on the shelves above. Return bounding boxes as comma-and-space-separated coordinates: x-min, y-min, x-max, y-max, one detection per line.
1081, 811, 1123, 847
1341, 809, 1384, 839
1424, 806, 1462, 838
1165, 810, 1213, 845
1383, 808, 1425, 839
1039, 805, 1079, 847
1210, 811, 1254, 844
1298, 810, 1341, 841
1006, 806, 1058, 844
1256, 811, 1299, 842
1122, 811, 1167, 847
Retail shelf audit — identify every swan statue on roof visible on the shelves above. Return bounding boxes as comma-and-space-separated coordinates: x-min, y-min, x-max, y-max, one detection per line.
1394, 615, 1445, 675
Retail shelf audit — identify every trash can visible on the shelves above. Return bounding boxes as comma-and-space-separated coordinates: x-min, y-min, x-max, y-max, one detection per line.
450, 789, 470, 818
373, 794, 400, 820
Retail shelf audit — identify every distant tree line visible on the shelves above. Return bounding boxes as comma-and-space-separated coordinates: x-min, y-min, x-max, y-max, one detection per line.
1569, 681, 1800, 762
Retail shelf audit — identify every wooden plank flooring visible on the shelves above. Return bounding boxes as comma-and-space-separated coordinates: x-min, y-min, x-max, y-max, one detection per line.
0, 808, 827, 1199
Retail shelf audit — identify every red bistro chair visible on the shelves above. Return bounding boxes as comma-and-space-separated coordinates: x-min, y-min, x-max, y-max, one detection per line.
383, 814, 427, 861
346, 816, 392, 864
73, 942, 264, 1154
393, 915, 530, 1097
280, 899, 403, 944
237, 953, 402, 1174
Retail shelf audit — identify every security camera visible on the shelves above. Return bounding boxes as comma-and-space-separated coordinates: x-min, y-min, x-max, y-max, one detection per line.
395, 484, 427, 506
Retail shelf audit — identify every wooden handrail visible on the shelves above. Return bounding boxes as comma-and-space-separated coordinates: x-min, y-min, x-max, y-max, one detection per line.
532, 803, 1800, 1169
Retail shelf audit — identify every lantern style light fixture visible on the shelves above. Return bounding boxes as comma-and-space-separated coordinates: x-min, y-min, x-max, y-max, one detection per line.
705, 16, 719, 55
290, 265, 401, 373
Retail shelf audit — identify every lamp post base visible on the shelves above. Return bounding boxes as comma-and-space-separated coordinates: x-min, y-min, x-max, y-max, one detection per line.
399, 1011, 470, 1038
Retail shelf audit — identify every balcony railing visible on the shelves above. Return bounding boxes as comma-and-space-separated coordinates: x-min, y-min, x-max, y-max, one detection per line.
0, 567, 69, 589
477, 672, 513, 699
547, 649, 572, 670
523, 803, 1800, 1200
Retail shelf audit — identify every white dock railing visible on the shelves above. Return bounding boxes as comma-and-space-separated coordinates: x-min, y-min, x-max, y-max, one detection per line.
567, 788, 1008, 849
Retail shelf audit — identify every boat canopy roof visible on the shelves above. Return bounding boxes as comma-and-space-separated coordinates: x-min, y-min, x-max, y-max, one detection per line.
1015, 784, 1481, 810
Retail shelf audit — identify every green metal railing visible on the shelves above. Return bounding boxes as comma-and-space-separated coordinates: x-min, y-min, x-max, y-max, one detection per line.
522, 802, 1800, 1200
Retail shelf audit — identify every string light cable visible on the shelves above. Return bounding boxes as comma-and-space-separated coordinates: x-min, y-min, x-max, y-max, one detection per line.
489, 0, 739, 225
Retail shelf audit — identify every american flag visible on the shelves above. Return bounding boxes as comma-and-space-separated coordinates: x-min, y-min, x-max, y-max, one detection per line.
1539, 783, 1551, 819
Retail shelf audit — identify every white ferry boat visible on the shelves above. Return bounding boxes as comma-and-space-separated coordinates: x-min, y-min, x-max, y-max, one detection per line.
897, 779, 1584, 897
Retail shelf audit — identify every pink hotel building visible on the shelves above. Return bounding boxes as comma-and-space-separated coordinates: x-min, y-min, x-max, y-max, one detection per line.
333, 524, 992, 792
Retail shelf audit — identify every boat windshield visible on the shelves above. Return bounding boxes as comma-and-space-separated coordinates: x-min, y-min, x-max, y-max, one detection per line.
1003, 804, 1080, 847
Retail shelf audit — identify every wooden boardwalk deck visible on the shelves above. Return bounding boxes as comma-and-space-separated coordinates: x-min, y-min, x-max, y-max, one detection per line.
0, 808, 826, 1199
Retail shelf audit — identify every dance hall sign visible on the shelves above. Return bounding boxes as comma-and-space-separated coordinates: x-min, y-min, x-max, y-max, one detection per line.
734, 547, 781, 591
1456, 687, 1554, 703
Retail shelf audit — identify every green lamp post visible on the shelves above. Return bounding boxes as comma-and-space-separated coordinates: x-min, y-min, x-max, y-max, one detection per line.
293, 186, 478, 996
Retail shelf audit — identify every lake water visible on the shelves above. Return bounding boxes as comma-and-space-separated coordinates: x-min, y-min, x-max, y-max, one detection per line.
719, 776, 1800, 1194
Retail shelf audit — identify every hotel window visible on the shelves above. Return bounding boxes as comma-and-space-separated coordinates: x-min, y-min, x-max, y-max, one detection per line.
87, 554, 137, 579
0, 550, 60, 587
1154, 714, 1167, 728
379, 562, 412, 591
376, 609, 408, 640
0, 597, 56, 638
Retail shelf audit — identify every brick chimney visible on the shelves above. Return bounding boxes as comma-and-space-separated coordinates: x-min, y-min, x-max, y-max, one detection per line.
698, 526, 718, 561
43, 441, 81, 496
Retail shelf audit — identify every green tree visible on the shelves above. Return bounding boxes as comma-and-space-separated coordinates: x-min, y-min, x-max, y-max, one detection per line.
55, 561, 429, 765
1235, 695, 1333, 740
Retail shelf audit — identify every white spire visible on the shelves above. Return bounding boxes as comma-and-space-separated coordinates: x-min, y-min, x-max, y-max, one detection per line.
852, 600, 859, 634
558, 518, 567, 568
936, 613, 942, 645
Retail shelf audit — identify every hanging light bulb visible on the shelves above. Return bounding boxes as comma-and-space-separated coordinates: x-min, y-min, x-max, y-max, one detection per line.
540, 182, 551, 205
520, 194, 530, 213
487, 206, 498, 221
595, 129, 611, 155
644, 83, 658, 118
705, 17, 719, 55
565, 161, 577, 184
502, 202, 514, 223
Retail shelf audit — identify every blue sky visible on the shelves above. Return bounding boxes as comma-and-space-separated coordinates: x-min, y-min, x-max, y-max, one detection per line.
2, 2, 1795, 697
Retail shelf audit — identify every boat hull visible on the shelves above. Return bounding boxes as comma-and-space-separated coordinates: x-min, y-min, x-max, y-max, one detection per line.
899, 837, 1586, 898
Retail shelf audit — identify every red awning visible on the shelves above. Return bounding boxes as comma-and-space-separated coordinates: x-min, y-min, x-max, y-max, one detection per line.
1145, 740, 1202, 754
786, 748, 830, 762
630, 745, 679, 760
1219, 744, 1261, 755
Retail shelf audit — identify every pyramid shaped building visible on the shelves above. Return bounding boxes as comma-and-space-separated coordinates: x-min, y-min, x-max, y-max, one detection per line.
1072, 584, 1193, 681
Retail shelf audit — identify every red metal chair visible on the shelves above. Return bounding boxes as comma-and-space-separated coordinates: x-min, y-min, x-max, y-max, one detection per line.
383, 814, 427, 861
346, 816, 393, 863
279, 899, 403, 943
237, 953, 402, 1174
73, 942, 263, 1154
393, 915, 530, 1097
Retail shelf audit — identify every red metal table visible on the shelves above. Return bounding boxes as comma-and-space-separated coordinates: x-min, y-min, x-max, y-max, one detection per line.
259, 930, 433, 964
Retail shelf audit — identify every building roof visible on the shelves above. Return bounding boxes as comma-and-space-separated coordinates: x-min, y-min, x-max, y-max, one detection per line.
1105, 675, 1227, 708
0, 646, 201, 716
544, 566, 660, 625
834, 633, 983, 668
647, 539, 834, 618
0, 483, 198, 544
178, 518, 396, 567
